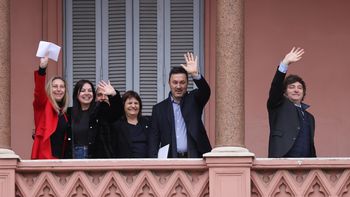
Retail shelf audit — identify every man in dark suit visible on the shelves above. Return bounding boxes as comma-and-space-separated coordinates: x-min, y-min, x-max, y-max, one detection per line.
149, 52, 212, 158
267, 47, 316, 158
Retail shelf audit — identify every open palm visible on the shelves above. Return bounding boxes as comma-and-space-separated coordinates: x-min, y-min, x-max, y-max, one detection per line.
181, 52, 198, 76
282, 47, 305, 65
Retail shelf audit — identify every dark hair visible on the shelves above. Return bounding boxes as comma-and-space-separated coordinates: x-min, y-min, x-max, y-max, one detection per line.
72, 79, 96, 111
283, 74, 306, 100
168, 66, 188, 82
122, 90, 142, 121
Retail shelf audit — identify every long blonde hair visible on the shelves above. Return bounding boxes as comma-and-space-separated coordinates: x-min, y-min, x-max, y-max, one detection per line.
45, 76, 69, 113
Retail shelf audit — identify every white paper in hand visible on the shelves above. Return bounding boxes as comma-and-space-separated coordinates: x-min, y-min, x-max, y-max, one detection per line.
157, 144, 169, 159
36, 41, 61, 62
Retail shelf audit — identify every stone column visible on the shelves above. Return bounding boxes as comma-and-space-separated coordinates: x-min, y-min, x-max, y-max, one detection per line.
0, 1, 19, 197
0, 0, 18, 156
0, 0, 18, 159
215, 0, 245, 148
204, 1, 254, 196
0, 0, 11, 150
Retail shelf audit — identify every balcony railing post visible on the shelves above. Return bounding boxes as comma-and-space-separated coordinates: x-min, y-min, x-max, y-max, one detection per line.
0, 149, 19, 196
208, 0, 255, 195
204, 147, 254, 197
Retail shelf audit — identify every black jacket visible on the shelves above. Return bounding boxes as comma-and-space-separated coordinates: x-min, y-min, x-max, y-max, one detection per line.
267, 69, 316, 158
69, 92, 123, 158
148, 75, 212, 158
110, 116, 151, 158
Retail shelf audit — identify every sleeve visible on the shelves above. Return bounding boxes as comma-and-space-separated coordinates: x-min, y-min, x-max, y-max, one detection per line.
38, 67, 47, 76
148, 105, 160, 158
278, 63, 288, 73
193, 75, 211, 108
33, 70, 48, 127
108, 90, 123, 122
267, 67, 287, 109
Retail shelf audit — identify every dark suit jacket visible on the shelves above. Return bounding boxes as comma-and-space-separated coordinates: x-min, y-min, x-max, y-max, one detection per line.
148, 75, 212, 158
267, 69, 316, 158
110, 116, 151, 158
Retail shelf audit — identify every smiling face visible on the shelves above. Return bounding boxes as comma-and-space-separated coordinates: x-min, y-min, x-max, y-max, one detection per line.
52, 78, 66, 102
285, 81, 304, 104
124, 97, 140, 119
169, 73, 188, 102
78, 83, 94, 109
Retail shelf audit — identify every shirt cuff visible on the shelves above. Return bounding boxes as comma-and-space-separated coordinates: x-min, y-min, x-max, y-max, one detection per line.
278, 63, 288, 73
192, 73, 201, 80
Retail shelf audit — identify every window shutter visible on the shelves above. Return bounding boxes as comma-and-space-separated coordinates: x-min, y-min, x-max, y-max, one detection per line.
108, 0, 127, 94
66, 0, 203, 110
139, 0, 158, 115
72, 0, 97, 85
170, 0, 195, 90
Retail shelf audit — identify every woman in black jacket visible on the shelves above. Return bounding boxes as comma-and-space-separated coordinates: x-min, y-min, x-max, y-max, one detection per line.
111, 90, 151, 158
70, 80, 122, 158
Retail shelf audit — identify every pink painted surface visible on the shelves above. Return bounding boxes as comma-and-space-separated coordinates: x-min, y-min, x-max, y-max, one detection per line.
10, 0, 62, 159
11, 158, 350, 196
245, 0, 350, 157
210, 168, 250, 197
15, 159, 209, 197
206, 156, 253, 197
204, 0, 217, 149
10, 0, 42, 159
0, 159, 18, 197
0, 170, 15, 196
9, 0, 350, 159
252, 158, 350, 196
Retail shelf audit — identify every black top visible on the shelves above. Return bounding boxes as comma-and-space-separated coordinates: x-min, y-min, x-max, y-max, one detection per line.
69, 96, 123, 158
72, 110, 90, 146
50, 113, 69, 158
126, 122, 148, 157
111, 116, 151, 158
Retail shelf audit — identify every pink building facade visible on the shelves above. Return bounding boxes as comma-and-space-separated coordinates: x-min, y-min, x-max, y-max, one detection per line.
8, 0, 350, 159
1, 0, 350, 196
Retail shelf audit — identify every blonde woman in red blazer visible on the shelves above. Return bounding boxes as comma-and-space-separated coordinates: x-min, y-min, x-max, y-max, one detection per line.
31, 57, 70, 159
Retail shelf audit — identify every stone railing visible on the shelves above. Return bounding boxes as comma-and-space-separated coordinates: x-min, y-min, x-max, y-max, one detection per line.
252, 158, 350, 197
2, 153, 350, 196
15, 159, 209, 197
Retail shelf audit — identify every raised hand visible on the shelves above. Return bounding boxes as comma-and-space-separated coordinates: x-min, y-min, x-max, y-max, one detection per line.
97, 80, 116, 96
181, 52, 199, 77
39, 56, 49, 69
281, 47, 305, 66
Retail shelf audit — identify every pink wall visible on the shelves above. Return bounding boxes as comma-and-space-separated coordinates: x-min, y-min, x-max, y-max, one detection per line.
245, 0, 350, 157
11, 0, 43, 159
11, 0, 62, 159
10, 0, 350, 158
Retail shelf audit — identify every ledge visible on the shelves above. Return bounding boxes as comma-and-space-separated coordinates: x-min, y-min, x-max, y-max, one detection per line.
16, 158, 208, 171
253, 157, 350, 169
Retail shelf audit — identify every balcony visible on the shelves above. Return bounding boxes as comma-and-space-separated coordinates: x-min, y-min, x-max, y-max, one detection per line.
2, 154, 350, 196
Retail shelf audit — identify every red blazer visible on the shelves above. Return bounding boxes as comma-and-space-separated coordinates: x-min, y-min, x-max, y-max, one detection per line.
31, 71, 64, 159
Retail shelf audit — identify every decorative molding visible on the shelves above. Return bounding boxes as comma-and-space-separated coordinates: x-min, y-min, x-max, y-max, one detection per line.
15, 164, 209, 197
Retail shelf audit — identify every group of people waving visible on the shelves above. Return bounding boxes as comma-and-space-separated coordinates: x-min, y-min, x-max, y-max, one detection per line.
31, 47, 317, 160
31, 52, 212, 159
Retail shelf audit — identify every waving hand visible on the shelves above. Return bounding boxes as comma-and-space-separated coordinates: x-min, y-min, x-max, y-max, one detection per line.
281, 47, 305, 66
